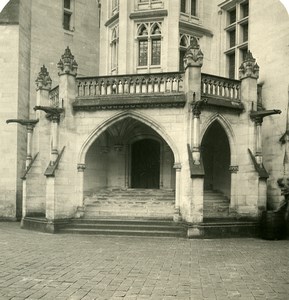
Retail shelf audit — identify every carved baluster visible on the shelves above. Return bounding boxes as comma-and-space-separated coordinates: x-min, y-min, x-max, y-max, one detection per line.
132, 77, 136, 94
118, 80, 123, 94
160, 77, 165, 93
169, 77, 173, 92
95, 81, 101, 95
236, 84, 240, 101
135, 78, 140, 94
229, 83, 234, 99
100, 81, 105, 95
124, 79, 129, 94
153, 77, 158, 93
204, 78, 209, 94
77, 81, 81, 97
212, 80, 217, 96
147, 77, 152, 93
142, 78, 146, 94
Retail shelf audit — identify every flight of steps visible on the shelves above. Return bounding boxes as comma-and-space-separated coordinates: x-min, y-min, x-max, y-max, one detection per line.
58, 189, 186, 237
58, 218, 187, 238
203, 190, 230, 219
81, 188, 175, 219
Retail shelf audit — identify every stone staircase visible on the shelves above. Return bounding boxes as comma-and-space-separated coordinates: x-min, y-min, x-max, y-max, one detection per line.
59, 189, 186, 237
203, 190, 230, 219
58, 218, 187, 238
80, 188, 175, 219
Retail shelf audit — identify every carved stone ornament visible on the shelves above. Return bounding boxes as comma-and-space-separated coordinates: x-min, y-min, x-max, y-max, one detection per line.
57, 47, 78, 76
183, 36, 204, 69
229, 165, 239, 173
239, 51, 259, 80
173, 163, 182, 170
77, 163, 86, 172
35, 65, 52, 91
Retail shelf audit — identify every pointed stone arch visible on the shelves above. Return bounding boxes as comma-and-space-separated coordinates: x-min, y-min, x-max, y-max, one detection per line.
78, 110, 180, 166
201, 113, 237, 165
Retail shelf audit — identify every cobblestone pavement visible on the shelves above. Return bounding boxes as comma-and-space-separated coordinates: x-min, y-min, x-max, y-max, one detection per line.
0, 222, 289, 300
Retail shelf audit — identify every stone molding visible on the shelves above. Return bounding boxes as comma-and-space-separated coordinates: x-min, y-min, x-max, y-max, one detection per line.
229, 165, 239, 173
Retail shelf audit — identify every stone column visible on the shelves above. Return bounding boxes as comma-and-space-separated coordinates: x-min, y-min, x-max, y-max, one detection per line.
183, 37, 203, 147
238, 51, 260, 216
183, 37, 203, 104
181, 37, 205, 227
255, 117, 263, 165
75, 163, 86, 218
192, 104, 202, 165
51, 115, 60, 164
173, 163, 182, 222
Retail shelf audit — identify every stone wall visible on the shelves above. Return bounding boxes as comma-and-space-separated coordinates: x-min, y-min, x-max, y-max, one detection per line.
250, 0, 289, 208
0, 24, 19, 219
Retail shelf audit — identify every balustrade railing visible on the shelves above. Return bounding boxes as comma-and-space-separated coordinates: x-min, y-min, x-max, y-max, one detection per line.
76, 72, 184, 97
201, 73, 241, 102
49, 85, 59, 107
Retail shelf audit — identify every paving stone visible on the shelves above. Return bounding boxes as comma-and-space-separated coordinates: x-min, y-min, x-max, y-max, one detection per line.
0, 222, 289, 299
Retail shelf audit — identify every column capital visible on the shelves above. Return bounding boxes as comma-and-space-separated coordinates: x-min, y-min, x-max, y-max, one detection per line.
77, 163, 86, 172
173, 163, 182, 170
229, 165, 239, 173
183, 36, 203, 69
57, 47, 78, 76
35, 65, 52, 91
239, 51, 259, 80
192, 99, 207, 117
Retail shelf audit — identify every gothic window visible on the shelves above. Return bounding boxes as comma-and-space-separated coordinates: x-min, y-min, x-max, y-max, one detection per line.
179, 34, 198, 71
137, 23, 162, 67
112, 0, 119, 15
180, 0, 197, 16
223, 0, 249, 79
111, 26, 119, 72
63, 0, 74, 31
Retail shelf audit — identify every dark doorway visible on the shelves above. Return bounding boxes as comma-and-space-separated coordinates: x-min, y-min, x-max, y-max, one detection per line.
201, 121, 231, 196
131, 139, 160, 188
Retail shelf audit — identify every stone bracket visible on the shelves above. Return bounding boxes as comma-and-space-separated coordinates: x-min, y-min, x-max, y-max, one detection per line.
248, 148, 269, 179
21, 152, 39, 180
187, 144, 204, 178
44, 146, 65, 177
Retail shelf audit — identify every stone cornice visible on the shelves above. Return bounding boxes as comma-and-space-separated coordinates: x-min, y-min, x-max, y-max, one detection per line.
179, 20, 213, 37
130, 9, 168, 20
73, 93, 185, 111
201, 96, 244, 112
104, 12, 119, 27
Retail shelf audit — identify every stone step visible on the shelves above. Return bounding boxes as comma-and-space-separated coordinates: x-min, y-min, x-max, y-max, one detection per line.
58, 219, 187, 238
83, 189, 175, 219
203, 190, 230, 218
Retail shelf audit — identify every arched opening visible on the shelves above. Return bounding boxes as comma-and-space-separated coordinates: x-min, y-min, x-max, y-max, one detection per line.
81, 117, 176, 219
201, 121, 231, 196
131, 139, 160, 189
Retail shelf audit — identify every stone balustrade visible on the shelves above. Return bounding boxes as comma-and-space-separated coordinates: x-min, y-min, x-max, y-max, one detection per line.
201, 73, 241, 102
50, 73, 242, 107
76, 72, 184, 97
49, 85, 60, 107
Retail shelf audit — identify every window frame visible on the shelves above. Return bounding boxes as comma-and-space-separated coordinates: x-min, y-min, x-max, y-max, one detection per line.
223, 0, 249, 79
110, 26, 119, 73
180, 0, 198, 17
63, 0, 74, 32
136, 22, 162, 69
